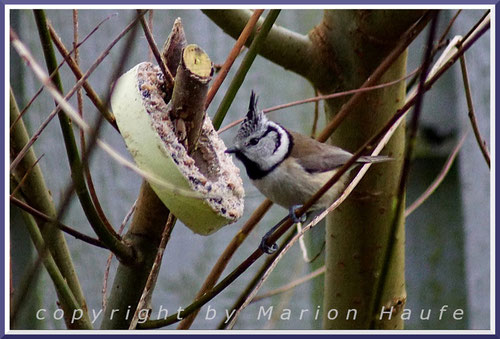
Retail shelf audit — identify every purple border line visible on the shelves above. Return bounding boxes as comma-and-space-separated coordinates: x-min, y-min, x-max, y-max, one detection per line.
1, 1, 497, 337
1, 0, 5, 336
1, 0, 499, 5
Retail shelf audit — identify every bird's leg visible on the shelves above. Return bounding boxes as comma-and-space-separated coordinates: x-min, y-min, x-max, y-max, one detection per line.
259, 234, 278, 254
259, 205, 306, 254
259, 213, 290, 254
289, 204, 307, 224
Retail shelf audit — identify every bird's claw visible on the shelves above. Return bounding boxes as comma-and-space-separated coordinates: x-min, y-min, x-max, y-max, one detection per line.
259, 237, 278, 254
259, 223, 281, 254
259, 206, 306, 255
289, 205, 307, 224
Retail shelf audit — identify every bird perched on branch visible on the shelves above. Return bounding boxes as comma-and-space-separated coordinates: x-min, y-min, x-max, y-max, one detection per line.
226, 91, 390, 253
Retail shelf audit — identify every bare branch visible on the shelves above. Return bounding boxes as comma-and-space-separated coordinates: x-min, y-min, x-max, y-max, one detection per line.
459, 54, 490, 168
176, 199, 272, 329
218, 68, 419, 134
405, 132, 469, 217
10, 196, 106, 249
102, 200, 137, 309
128, 214, 176, 329
251, 266, 326, 303
204, 9, 264, 109
10, 13, 116, 133
203, 9, 314, 81
137, 9, 175, 89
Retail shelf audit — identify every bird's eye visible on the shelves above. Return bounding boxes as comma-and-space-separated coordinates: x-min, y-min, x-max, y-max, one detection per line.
248, 138, 259, 146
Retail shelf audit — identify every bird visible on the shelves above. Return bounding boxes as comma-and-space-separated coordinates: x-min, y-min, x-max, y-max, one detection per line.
225, 91, 391, 253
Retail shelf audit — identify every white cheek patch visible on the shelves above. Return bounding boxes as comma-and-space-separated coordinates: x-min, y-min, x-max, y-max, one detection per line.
263, 123, 289, 171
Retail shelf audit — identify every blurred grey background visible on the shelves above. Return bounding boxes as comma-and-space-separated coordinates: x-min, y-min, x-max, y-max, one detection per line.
9, 9, 491, 330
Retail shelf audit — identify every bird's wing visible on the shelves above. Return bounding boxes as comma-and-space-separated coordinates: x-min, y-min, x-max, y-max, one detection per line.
289, 131, 355, 173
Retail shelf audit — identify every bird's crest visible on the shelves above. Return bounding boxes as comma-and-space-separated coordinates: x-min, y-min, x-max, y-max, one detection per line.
236, 91, 266, 139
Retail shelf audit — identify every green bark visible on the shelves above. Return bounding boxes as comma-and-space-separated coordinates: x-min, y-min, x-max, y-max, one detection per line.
9, 10, 43, 329
33, 10, 135, 263
10, 89, 91, 328
100, 182, 169, 329
318, 11, 411, 329
202, 10, 316, 83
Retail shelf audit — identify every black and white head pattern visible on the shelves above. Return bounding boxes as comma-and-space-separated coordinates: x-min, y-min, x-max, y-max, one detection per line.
231, 91, 293, 180
236, 91, 266, 140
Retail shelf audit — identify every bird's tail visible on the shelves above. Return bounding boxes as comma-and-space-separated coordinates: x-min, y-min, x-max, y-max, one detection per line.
358, 155, 393, 163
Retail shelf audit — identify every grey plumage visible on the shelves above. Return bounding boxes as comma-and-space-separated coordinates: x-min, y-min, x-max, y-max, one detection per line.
288, 130, 390, 173
226, 91, 391, 212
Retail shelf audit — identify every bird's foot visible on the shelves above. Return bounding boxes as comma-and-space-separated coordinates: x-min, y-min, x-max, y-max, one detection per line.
260, 224, 280, 254
258, 206, 306, 255
289, 204, 307, 224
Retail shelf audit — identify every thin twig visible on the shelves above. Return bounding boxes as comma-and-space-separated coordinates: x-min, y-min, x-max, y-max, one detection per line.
212, 10, 281, 130
10, 13, 116, 132
10, 153, 44, 198
10, 196, 106, 249
137, 9, 175, 89
128, 214, 176, 329
176, 199, 272, 329
72, 10, 114, 236
459, 54, 490, 168
405, 132, 469, 217
70, 14, 118, 238
251, 266, 326, 303
148, 10, 154, 63
73, 10, 81, 123
217, 68, 419, 134
407, 10, 462, 91
205, 9, 264, 110
73, 9, 85, 163
311, 87, 320, 138
102, 199, 137, 309
438, 9, 462, 44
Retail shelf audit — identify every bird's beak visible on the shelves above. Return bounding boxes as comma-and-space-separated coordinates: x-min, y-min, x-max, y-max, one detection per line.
225, 147, 238, 154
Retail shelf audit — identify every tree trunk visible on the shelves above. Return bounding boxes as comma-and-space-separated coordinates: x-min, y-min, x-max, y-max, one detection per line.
322, 52, 407, 329
205, 9, 425, 329
314, 11, 411, 329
